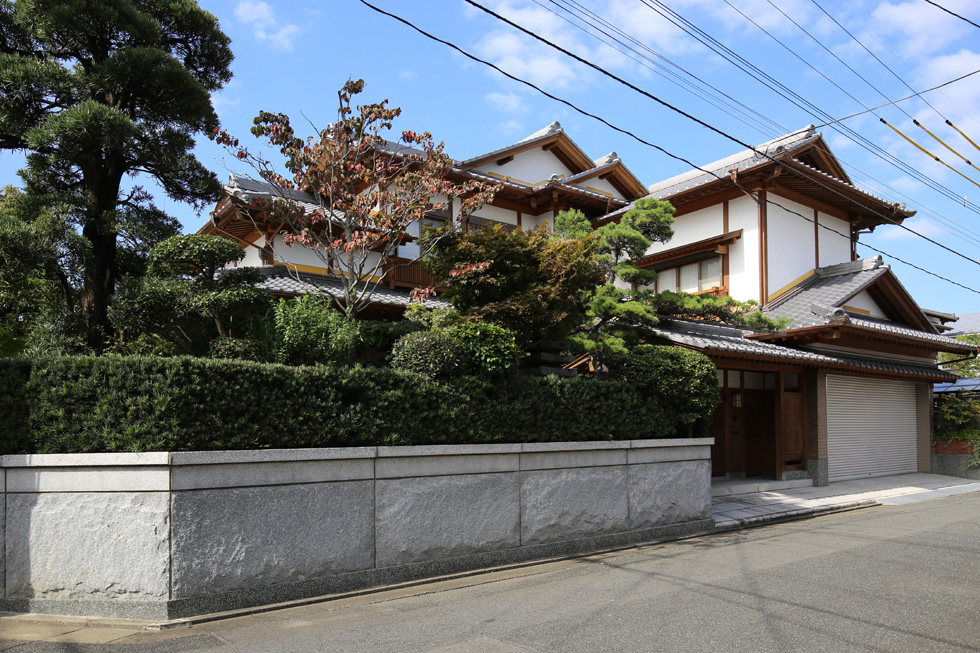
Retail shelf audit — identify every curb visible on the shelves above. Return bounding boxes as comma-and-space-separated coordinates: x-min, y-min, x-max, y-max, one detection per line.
713, 499, 879, 532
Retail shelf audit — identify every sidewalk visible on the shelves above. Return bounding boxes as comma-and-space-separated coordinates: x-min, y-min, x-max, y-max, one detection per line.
3, 472, 979, 648
711, 472, 980, 531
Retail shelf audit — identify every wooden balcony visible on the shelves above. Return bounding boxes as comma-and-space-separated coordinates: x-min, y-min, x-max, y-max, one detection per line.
382, 257, 443, 290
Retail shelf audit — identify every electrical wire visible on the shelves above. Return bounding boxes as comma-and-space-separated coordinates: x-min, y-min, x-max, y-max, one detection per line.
358, 0, 980, 297
535, 0, 980, 246
924, 0, 980, 31
461, 0, 980, 266
640, 0, 980, 217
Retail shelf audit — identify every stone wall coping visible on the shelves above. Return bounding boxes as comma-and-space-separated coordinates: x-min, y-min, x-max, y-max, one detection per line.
376, 444, 523, 457
0, 439, 715, 469
1, 452, 171, 467
169, 447, 379, 466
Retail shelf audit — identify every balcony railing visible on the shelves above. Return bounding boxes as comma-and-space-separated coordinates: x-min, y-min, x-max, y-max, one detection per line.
382, 257, 443, 290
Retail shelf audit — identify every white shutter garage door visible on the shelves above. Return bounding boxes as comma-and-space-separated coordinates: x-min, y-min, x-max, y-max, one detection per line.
826, 375, 918, 482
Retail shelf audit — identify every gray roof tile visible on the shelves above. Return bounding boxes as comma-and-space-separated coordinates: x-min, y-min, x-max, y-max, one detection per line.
645, 319, 956, 380
244, 265, 451, 309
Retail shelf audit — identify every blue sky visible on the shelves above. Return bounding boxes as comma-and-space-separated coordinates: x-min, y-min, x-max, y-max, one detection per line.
4, 0, 980, 315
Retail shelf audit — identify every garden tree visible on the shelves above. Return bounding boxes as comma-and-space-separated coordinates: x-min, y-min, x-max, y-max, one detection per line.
940, 334, 980, 378
0, 0, 233, 351
108, 234, 272, 355
556, 203, 786, 361
212, 79, 497, 365
420, 223, 606, 344
0, 186, 80, 354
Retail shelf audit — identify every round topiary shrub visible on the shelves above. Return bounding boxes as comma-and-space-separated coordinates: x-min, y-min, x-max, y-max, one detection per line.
447, 321, 521, 376
390, 330, 470, 380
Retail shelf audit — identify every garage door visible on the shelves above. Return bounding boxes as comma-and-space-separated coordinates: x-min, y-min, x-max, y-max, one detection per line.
826, 375, 918, 482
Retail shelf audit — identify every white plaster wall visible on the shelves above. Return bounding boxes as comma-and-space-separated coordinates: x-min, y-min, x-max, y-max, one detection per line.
643, 204, 725, 257
270, 234, 383, 276
571, 177, 623, 200
239, 235, 266, 268
471, 204, 519, 226
473, 148, 571, 185
767, 194, 817, 295
842, 290, 886, 318
728, 195, 760, 302
818, 213, 852, 266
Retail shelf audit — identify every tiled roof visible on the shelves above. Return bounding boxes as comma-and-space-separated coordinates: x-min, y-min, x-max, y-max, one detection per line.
763, 257, 889, 329
648, 126, 821, 198
645, 319, 956, 381
761, 256, 973, 351
225, 174, 331, 218
240, 265, 451, 309
459, 121, 566, 166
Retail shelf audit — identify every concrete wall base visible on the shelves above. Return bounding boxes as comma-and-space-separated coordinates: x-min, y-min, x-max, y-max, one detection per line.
930, 453, 980, 481
1, 440, 714, 620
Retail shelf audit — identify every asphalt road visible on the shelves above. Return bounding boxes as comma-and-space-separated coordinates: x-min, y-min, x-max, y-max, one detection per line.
5, 491, 980, 652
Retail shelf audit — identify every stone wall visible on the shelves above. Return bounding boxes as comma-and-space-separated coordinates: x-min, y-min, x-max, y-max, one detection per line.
931, 441, 980, 481
0, 439, 714, 620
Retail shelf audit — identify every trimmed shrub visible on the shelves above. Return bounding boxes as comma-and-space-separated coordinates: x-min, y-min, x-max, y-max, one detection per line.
273, 295, 356, 366
608, 344, 721, 437
447, 321, 520, 376
0, 351, 719, 454
209, 337, 267, 362
390, 330, 470, 380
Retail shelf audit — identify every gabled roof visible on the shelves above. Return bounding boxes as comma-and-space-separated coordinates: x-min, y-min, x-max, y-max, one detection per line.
647, 127, 914, 231
648, 126, 825, 198
458, 121, 595, 174
643, 319, 957, 382
757, 256, 974, 353
561, 152, 648, 200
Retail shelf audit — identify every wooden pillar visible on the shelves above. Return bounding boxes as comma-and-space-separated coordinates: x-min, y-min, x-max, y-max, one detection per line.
758, 190, 769, 304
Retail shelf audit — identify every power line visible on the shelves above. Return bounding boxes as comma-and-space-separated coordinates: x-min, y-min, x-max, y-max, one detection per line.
461, 0, 980, 265
924, 0, 980, 30
358, 0, 980, 297
535, 0, 980, 248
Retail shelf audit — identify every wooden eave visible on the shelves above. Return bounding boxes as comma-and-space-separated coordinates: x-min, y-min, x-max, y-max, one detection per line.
863, 272, 933, 332
661, 157, 913, 231
566, 161, 648, 200
635, 230, 742, 269
748, 322, 968, 355
792, 138, 852, 184
653, 337, 951, 382
458, 132, 595, 175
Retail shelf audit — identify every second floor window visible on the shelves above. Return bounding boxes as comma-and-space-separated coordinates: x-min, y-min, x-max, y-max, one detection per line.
657, 256, 722, 293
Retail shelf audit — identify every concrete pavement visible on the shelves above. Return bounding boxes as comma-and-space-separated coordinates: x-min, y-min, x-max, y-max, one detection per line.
3, 472, 980, 650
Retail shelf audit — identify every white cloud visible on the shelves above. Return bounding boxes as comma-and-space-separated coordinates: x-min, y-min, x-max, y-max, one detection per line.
499, 119, 524, 136
399, 70, 419, 80
235, 1, 299, 51
871, 0, 971, 58
874, 215, 949, 241
486, 91, 525, 113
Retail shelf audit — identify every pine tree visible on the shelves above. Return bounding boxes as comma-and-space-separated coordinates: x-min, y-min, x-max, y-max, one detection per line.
0, 0, 233, 351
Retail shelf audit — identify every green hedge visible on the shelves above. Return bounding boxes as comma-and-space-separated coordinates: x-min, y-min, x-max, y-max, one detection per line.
0, 352, 719, 454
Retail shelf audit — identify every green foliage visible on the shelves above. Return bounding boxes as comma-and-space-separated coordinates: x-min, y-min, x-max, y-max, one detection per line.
0, 0, 233, 350
209, 336, 267, 362
390, 330, 469, 380
607, 345, 721, 437
939, 334, 980, 378
109, 234, 272, 354
0, 354, 722, 454
423, 224, 606, 344
446, 321, 521, 376
935, 392, 980, 469
272, 295, 357, 366
0, 186, 81, 355
357, 318, 425, 358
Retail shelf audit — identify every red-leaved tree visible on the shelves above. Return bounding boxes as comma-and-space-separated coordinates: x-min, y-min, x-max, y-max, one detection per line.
213, 79, 497, 364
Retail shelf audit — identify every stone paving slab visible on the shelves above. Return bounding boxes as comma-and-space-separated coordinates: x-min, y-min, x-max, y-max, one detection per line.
710, 473, 980, 531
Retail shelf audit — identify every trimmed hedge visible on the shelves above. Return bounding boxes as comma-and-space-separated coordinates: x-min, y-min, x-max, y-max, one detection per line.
0, 352, 719, 454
